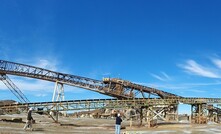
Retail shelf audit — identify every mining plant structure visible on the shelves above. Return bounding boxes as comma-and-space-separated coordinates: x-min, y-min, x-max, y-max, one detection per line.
0, 60, 221, 127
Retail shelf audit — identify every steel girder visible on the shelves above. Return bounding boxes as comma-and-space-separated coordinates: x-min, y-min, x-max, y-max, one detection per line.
0, 74, 30, 103
1, 98, 221, 124
0, 60, 179, 99
2, 98, 221, 113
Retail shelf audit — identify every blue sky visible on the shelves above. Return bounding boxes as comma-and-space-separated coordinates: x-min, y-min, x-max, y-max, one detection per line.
0, 0, 221, 113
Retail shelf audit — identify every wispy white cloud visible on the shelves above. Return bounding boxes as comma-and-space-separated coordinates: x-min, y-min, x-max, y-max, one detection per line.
9, 78, 54, 92
137, 81, 221, 91
151, 73, 166, 81
136, 81, 221, 98
179, 60, 220, 78
34, 59, 57, 71
211, 58, 221, 69
17, 56, 91, 78
15, 57, 60, 72
151, 72, 172, 81
161, 72, 171, 80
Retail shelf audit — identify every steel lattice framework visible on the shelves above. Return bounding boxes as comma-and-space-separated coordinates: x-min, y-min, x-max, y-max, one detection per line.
1, 98, 221, 112
2, 60, 221, 125
0, 60, 180, 99
0, 74, 30, 103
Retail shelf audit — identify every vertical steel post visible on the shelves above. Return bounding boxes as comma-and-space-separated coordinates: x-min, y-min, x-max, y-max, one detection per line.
52, 81, 64, 102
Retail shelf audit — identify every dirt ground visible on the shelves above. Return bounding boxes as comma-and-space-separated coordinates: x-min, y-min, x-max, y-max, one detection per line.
0, 113, 221, 134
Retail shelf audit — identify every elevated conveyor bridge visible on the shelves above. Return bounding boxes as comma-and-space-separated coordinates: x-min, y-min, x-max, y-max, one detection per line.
0, 60, 180, 100
1, 60, 220, 125
1, 97, 221, 112
1, 97, 221, 123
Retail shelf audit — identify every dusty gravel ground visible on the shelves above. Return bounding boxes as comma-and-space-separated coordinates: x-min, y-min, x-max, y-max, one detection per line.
0, 113, 221, 134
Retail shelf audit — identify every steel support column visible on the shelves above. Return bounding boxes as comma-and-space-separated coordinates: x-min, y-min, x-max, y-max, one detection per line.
191, 104, 207, 124
146, 106, 157, 128
165, 104, 178, 122
51, 81, 65, 122
52, 81, 64, 102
